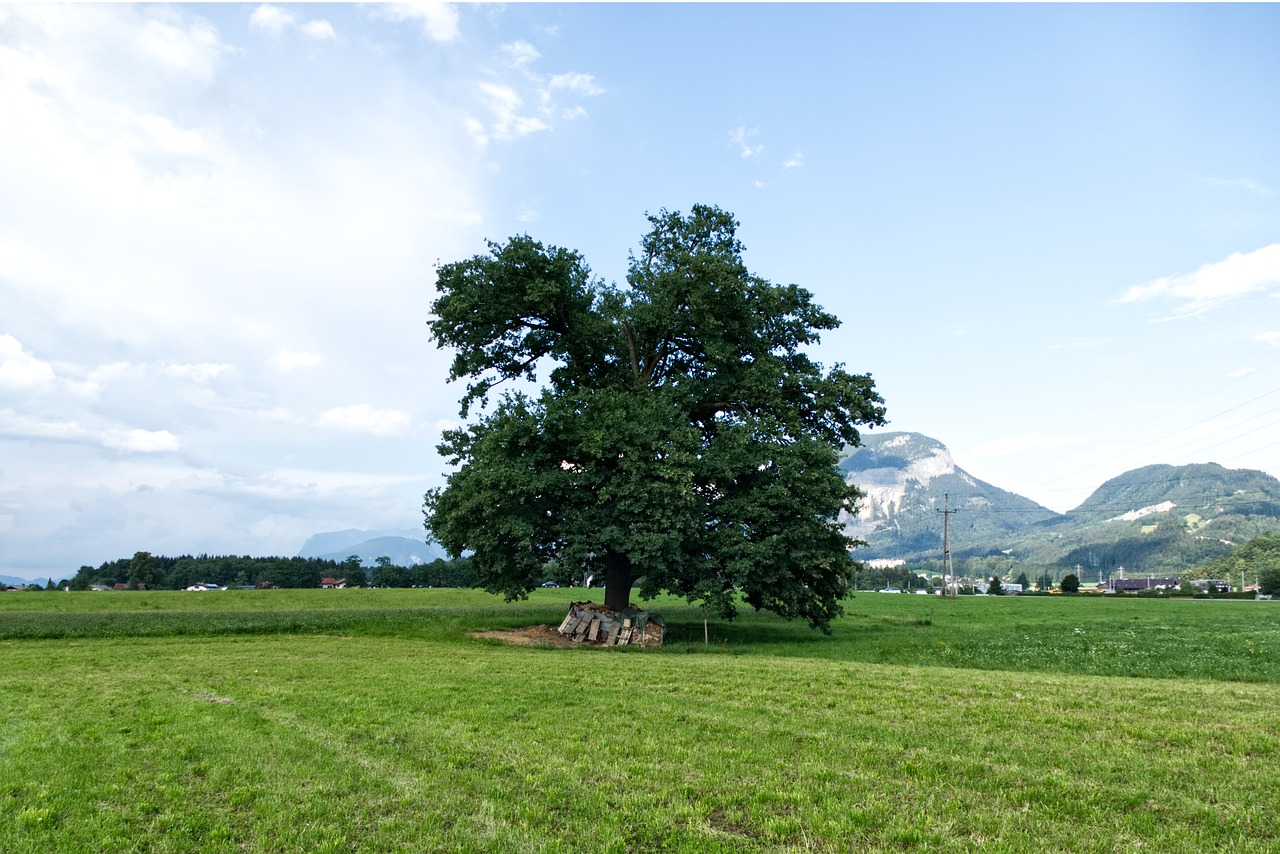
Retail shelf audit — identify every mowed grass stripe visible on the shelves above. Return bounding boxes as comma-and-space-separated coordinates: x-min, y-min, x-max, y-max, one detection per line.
3, 630, 1278, 852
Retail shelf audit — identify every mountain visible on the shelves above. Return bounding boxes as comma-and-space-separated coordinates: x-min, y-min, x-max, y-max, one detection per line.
298, 528, 423, 557
839, 432, 1057, 559
1064, 463, 1280, 523
1026, 463, 1280, 575
299, 529, 445, 568
839, 433, 1280, 575
1, 573, 41, 588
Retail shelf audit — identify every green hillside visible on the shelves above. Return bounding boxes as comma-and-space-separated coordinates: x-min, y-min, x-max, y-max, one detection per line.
1067, 463, 1280, 522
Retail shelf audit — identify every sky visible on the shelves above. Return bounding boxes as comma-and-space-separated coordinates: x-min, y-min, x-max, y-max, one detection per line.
2, 3, 1279, 580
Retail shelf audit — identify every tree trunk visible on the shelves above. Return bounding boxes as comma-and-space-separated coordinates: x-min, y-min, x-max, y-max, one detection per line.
602, 551, 634, 613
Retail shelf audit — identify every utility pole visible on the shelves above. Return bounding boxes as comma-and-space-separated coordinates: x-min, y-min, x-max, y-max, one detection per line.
939, 493, 957, 598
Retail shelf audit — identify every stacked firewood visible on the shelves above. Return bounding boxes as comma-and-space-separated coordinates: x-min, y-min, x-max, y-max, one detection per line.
556, 601, 664, 647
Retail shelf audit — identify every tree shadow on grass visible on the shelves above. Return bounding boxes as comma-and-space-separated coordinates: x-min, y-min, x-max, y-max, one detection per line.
657, 607, 936, 660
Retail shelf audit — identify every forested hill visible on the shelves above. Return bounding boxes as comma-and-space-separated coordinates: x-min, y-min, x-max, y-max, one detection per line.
1064, 463, 1280, 522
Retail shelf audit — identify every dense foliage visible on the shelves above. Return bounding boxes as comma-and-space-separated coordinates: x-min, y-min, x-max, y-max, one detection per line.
426, 205, 886, 630
1262, 566, 1280, 597
1198, 533, 1280, 592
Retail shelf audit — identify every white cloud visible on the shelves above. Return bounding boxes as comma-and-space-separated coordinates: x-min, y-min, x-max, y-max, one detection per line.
464, 115, 489, 147
133, 113, 211, 157
466, 65, 601, 145
375, 2, 460, 42
1204, 177, 1274, 197
162, 362, 234, 383
783, 150, 804, 169
301, 20, 337, 41
137, 14, 226, 86
249, 4, 295, 36
1116, 244, 1280, 316
105, 428, 181, 454
0, 411, 85, 442
251, 6, 336, 42
478, 81, 549, 141
0, 4, 596, 574
0, 335, 57, 389
318, 404, 412, 437
971, 434, 1082, 459
273, 350, 323, 371
502, 40, 541, 69
549, 72, 604, 97
1227, 367, 1257, 378
1258, 331, 1280, 349
730, 126, 763, 159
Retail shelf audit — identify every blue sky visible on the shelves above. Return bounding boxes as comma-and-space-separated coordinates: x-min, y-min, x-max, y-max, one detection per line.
2, 3, 1279, 579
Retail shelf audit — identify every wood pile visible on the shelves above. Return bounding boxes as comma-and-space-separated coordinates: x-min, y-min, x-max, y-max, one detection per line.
556, 601, 664, 647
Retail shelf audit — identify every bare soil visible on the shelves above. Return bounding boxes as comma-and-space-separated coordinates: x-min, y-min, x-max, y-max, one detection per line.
471, 625, 581, 648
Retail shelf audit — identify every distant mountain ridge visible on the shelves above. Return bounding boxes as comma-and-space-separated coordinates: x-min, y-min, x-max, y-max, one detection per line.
1, 573, 40, 587
840, 432, 1280, 573
298, 529, 444, 567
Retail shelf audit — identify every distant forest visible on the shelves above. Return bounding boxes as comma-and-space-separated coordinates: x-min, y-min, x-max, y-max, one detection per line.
60, 552, 476, 591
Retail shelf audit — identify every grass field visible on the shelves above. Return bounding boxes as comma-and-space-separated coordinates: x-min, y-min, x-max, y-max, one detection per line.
2, 589, 1278, 851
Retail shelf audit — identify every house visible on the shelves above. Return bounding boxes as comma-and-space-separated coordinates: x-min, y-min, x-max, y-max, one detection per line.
1106, 577, 1180, 592
319, 577, 349, 589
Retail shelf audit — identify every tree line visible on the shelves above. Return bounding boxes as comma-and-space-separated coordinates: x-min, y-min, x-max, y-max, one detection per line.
57, 552, 476, 591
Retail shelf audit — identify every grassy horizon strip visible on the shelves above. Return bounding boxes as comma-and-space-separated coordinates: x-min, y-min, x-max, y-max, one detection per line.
4, 590, 1278, 684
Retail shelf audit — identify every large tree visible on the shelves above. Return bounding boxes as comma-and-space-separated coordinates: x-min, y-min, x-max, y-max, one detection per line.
425, 205, 886, 631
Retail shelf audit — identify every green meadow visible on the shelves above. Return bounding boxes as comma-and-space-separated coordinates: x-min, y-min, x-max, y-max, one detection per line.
2, 589, 1278, 852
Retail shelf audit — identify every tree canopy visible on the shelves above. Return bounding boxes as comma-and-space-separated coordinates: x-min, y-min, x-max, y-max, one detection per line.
424, 205, 886, 631
1200, 533, 1280, 591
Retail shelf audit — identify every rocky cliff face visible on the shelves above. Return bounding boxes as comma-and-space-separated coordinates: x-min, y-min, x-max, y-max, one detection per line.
837, 432, 1057, 558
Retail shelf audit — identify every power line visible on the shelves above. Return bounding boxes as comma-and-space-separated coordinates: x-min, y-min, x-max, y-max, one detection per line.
978, 356, 1280, 503
1222, 437, 1280, 466
1040, 384, 1280, 489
